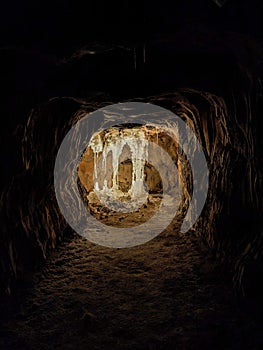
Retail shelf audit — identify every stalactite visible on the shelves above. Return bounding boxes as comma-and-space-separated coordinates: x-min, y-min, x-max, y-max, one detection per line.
89, 127, 149, 212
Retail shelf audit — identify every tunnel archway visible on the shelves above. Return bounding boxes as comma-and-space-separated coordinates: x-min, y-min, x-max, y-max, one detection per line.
1, 20, 263, 348
1, 86, 262, 301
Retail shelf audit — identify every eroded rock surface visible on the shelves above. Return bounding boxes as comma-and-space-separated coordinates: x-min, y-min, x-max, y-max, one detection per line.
1, 85, 262, 312
1, 28, 262, 325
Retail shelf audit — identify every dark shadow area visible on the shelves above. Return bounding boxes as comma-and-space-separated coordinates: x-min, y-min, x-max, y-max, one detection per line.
0, 1, 263, 349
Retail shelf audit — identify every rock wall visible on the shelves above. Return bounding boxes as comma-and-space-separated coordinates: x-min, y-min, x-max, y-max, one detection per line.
0, 98, 85, 294
1, 82, 262, 316
2, 88, 262, 299
148, 90, 263, 316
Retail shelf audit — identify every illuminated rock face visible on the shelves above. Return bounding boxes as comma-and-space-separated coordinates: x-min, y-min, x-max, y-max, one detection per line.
77, 124, 182, 218
78, 126, 178, 201
89, 127, 149, 212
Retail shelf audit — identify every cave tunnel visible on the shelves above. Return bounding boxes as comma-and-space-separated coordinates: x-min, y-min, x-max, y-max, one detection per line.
1, 0, 263, 349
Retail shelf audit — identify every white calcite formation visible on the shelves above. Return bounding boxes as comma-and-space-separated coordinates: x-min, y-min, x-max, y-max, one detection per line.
89, 127, 151, 212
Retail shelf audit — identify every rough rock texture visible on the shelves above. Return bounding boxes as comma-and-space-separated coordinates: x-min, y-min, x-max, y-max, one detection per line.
1, 81, 262, 318
1, 229, 262, 350
150, 90, 263, 316
1, 28, 263, 322
0, 98, 81, 294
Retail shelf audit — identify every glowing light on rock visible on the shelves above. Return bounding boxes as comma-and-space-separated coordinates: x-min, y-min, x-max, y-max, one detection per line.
54, 101, 209, 247
89, 127, 149, 213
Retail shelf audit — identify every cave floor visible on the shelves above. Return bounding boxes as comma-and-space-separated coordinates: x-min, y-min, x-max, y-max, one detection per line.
0, 226, 262, 350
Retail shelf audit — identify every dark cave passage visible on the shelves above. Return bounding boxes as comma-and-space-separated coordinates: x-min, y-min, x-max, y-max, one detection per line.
1, 87, 262, 348
1, 7, 263, 347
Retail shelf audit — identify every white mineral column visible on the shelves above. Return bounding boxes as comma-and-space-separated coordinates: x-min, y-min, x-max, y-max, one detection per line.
89, 127, 149, 212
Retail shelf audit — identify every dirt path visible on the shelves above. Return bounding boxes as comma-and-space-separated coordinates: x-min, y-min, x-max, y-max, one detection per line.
0, 227, 262, 350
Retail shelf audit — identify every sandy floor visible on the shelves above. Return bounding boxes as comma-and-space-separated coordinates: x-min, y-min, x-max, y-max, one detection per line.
0, 224, 262, 350
87, 192, 163, 227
